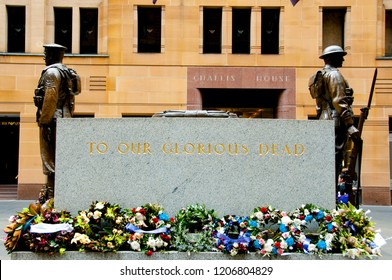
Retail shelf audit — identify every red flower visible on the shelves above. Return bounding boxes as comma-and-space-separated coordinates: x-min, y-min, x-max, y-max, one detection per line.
325, 215, 332, 222
160, 234, 171, 242
260, 207, 268, 213
146, 250, 153, 256
299, 215, 305, 220
132, 208, 137, 213
152, 217, 159, 224
296, 242, 303, 250
170, 218, 175, 223
139, 208, 147, 215
274, 241, 281, 248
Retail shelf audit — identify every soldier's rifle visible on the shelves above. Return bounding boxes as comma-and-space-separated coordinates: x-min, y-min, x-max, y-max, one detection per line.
347, 68, 377, 207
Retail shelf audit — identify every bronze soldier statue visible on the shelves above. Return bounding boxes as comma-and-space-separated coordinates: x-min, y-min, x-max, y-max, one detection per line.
309, 45, 361, 198
34, 43, 80, 202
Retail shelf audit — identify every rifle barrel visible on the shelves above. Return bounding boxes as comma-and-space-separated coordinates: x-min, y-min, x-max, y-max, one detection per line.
367, 68, 377, 109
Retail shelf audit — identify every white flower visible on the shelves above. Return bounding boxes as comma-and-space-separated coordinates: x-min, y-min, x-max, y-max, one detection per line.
308, 244, 316, 252
254, 211, 264, 220
298, 234, 306, 243
230, 249, 238, 256
116, 216, 123, 224
281, 216, 292, 226
93, 210, 102, 219
71, 233, 91, 245
280, 240, 288, 249
129, 240, 141, 251
325, 233, 334, 242
263, 239, 274, 252
95, 202, 105, 210
135, 212, 145, 221
133, 232, 143, 240
147, 237, 157, 251
156, 238, 164, 248
344, 248, 360, 259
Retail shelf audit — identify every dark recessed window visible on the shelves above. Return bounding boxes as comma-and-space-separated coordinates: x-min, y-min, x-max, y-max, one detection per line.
203, 7, 222, 54
80, 8, 98, 54
261, 8, 280, 54
232, 8, 251, 54
7, 6, 25, 53
385, 10, 392, 56
322, 8, 346, 50
54, 7, 72, 53
138, 7, 162, 53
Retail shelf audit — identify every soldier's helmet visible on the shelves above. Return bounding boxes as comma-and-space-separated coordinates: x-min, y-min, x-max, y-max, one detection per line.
319, 45, 347, 59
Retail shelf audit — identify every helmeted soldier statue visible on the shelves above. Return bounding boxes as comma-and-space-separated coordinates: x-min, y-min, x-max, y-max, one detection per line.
309, 45, 361, 193
34, 43, 79, 202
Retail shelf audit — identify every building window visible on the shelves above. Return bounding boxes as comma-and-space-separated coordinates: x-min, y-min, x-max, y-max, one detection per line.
80, 8, 98, 54
54, 7, 72, 53
261, 8, 280, 54
203, 7, 222, 54
7, 6, 25, 53
386, 10, 392, 56
322, 8, 346, 50
138, 6, 162, 53
232, 8, 251, 54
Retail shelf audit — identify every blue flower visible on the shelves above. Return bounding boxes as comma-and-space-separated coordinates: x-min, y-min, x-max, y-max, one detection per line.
327, 223, 334, 232
249, 220, 258, 228
158, 213, 169, 221
305, 215, 313, 222
286, 236, 295, 247
279, 223, 288, 233
253, 240, 261, 249
315, 211, 325, 220
317, 240, 327, 250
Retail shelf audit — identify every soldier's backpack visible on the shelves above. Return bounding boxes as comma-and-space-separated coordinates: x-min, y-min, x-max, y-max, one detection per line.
34, 64, 81, 118
58, 66, 81, 97
308, 70, 325, 99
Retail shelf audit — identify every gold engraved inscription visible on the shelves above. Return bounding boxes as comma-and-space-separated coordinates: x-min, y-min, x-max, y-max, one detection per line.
259, 144, 305, 156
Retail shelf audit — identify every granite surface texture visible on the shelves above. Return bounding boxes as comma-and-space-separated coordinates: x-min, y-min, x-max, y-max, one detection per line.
55, 118, 335, 216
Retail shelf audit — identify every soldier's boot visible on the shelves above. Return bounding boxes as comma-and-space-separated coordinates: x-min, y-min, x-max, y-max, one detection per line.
37, 174, 54, 204
46, 174, 55, 199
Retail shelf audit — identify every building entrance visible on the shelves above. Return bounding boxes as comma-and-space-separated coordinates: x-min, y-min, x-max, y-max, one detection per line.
0, 115, 20, 184
200, 88, 283, 118
187, 67, 296, 119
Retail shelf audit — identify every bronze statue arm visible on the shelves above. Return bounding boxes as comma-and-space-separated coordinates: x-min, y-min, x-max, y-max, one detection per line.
38, 69, 61, 126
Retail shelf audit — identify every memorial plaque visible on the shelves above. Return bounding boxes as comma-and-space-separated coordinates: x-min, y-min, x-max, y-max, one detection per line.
55, 118, 335, 216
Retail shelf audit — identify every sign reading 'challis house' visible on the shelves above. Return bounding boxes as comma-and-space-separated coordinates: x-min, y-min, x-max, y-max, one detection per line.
55, 118, 335, 216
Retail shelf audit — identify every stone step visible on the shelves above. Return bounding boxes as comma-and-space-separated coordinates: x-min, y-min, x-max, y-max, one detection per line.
0, 185, 18, 200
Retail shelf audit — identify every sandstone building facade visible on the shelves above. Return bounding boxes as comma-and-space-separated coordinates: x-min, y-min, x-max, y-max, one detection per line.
0, 0, 391, 205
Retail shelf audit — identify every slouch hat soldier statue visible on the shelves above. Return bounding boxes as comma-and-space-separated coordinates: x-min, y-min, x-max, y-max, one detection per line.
309, 45, 361, 201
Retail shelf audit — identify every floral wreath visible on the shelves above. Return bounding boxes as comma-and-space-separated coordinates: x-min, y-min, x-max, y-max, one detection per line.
172, 204, 217, 252
122, 203, 174, 256
3, 201, 383, 259
72, 201, 128, 252
213, 214, 260, 256
4, 199, 74, 255
320, 203, 381, 259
